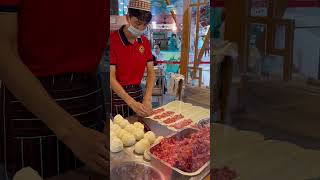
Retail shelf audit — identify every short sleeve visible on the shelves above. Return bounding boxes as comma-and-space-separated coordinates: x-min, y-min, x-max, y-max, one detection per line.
0, 0, 20, 12
110, 39, 117, 66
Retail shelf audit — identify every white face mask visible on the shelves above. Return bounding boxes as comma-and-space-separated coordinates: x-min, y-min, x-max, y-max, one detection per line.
128, 25, 144, 37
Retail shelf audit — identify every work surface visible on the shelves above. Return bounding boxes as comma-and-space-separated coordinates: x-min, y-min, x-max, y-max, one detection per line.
47, 122, 320, 180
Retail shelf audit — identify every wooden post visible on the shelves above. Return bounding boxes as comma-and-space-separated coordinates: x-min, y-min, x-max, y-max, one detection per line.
193, 0, 201, 77
198, 27, 210, 62
179, 0, 191, 78
165, 0, 178, 29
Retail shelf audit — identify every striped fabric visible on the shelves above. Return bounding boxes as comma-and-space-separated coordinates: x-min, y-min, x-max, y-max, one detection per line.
0, 73, 106, 179
111, 85, 143, 118
128, 0, 151, 12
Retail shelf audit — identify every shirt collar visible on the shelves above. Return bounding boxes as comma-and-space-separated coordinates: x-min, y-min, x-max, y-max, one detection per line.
118, 25, 143, 46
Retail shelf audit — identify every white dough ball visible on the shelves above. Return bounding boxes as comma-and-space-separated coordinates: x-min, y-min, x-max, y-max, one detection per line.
139, 138, 151, 146
121, 133, 136, 147
144, 150, 151, 161
124, 124, 136, 134
134, 141, 150, 154
119, 119, 130, 129
133, 122, 144, 130
144, 131, 156, 144
114, 114, 124, 125
110, 131, 117, 138
154, 136, 164, 144
111, 124, 121, 132
133, 128, 144, 141
117, 129, 128, 139
110, 138, 123, 153
13, 167, 42, 180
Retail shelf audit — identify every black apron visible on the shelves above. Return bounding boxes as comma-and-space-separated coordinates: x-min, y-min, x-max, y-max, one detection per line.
111, 85, 143, 118
0, 73, 106, 179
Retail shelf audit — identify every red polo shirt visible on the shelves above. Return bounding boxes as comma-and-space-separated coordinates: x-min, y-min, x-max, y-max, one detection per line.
0, 0, 108, 76
110, 25, 153, 86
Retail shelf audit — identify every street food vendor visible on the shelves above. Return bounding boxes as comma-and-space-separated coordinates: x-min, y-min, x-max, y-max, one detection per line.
0, 1, 109, 179
110, 0, 155, 118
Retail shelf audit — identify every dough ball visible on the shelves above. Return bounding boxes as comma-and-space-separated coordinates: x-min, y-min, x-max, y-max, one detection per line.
119, 119, 130, 129
13, 167, 42, 180
154, 136, 164, 144
117, 129, 128, 139
134, 141, 150, 154
121, 133, 136, 147
110, 138, 123, 153
111, 124, 121, 132
110, 119, 113, 126
144, 150, 151, 161
110, 131, 117, 138
133, 128, 144, 141
133, 122, 144, 130
139, 138, 151, 146
144, 131, 156, 144
124, 124, 136, 134
114, 114, 124, 125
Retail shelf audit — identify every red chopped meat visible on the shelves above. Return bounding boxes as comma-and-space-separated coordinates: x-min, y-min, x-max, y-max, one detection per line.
169, 119, 193, 129
163, 114, 184, 124
152, 108, 165, 115
153, 111, 175, 120
150, 128, 210, 173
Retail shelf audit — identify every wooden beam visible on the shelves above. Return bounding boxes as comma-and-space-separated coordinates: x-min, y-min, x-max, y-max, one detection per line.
197, 27, 210, 62
268, 0, 275, 17
190, 2, 207, 6
164, 0, 178, 30
193, 0, 201, 77
179, 0, 191, 78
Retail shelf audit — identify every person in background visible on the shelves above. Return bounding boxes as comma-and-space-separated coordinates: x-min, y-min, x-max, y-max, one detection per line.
0, 0, 109, 179
168, 34, 179, 51
154, 44, 164, 60
205, 37, 210, 57
153, 45, 167, 94
110, 0, 155, 118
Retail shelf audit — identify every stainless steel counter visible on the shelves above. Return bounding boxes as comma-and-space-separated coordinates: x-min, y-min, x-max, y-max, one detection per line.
110, 116, 210, 180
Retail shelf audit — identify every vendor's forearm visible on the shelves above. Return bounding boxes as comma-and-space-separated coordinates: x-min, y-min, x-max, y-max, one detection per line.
110, 77, 135, 105
0, 52, 82, 140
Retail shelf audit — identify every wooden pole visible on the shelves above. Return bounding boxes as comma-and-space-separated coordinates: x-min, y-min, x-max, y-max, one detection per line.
197, 27, 210, 62
179, 0, 191, 78
164, 0, 178, 29
193, 0, 201, 77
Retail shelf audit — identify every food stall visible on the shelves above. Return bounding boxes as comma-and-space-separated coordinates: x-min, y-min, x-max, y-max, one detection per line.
43, 101, 211, 180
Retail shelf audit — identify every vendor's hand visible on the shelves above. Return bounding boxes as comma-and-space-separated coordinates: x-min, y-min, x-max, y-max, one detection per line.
62, 126, 109, 176
142, 99, 153, 116
129, 101, 149, 117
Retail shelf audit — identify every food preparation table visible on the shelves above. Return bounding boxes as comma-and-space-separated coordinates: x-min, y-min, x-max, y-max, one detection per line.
47, 116, 211, 180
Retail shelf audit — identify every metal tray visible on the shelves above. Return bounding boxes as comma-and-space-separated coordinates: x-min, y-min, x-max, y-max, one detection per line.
147, 128, 210, 178
110, 161, 165, 180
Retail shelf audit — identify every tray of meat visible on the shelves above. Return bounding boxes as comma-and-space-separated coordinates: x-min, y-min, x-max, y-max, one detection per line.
147, 128, 210, 178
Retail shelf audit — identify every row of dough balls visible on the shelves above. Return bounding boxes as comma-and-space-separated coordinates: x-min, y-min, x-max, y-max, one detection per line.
110, 115, 152, 150
135, 134, 164, 161
110, 115, 164, 161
